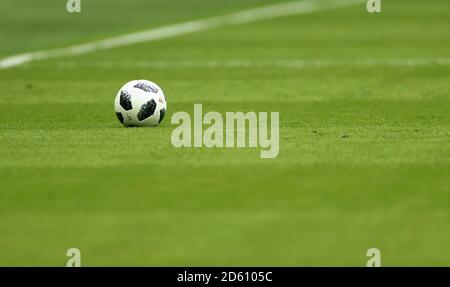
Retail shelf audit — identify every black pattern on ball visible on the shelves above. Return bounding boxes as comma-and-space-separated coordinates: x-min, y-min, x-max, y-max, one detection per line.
119, 90, 133, 111
115, 112, 124, 124
137, 99, 157, 121
134, 82, 158, 93
159, 108, 166, 124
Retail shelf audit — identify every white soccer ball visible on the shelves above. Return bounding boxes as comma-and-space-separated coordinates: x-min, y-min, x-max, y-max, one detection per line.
114, 80, 167, 127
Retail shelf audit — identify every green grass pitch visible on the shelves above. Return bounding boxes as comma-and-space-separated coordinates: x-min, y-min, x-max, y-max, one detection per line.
0, 0, 449, 266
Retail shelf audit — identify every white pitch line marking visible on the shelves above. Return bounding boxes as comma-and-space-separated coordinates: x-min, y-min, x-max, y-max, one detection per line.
44, 58, 450, 69
0, 0, 363, 69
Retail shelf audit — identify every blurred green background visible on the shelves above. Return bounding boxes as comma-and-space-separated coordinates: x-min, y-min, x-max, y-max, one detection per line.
0, 0, 449, 266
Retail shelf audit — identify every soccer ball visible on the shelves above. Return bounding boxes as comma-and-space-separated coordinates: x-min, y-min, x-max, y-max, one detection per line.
114, 79, 167, 127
